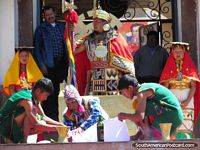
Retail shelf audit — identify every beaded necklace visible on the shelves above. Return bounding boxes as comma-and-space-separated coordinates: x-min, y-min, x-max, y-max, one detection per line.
176, 60, 183, 81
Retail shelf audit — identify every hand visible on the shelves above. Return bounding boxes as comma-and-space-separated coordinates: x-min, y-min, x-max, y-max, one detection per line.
181, 99, 190, 108
118, 113, 127, 121
71, 127, 83, 136
83, 110, 90, 120
68, 23, 75, 33
130, 127, 145, 140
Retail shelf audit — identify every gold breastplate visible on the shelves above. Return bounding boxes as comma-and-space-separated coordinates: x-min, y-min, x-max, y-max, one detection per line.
169, 78, 191, 89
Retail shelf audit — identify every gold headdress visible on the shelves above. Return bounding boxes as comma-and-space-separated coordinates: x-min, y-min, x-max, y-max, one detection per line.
93, 1, 111, 23
62, 0, 77, 13
170, 42, 190, 51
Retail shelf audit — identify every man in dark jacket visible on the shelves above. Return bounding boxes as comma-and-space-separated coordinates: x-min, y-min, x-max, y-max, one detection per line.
34, 5, 69, 121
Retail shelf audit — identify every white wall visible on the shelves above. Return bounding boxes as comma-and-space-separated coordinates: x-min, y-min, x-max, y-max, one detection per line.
0, 0, 16, 84
33, 0, 40, 33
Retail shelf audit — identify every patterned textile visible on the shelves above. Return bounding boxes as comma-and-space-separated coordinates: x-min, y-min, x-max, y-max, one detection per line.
64, 27, 76, 86
64, 85, 82, 104
109, 33, 135, 73
63, 97, 102, 130
64, 10, 78, 86
75, 29, 134, 95
64, 85, 85, 124
47, 24, 64, 58
91, 68, 119, 95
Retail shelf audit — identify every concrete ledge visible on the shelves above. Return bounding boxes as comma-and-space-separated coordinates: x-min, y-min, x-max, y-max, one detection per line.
0, 140, 200, 150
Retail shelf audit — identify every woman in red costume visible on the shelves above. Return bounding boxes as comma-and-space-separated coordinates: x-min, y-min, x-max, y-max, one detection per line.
3, 47, 43, 97
160, 42, 200, 139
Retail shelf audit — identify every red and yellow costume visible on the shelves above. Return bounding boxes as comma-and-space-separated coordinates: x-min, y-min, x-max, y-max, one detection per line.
160, 52, 199, 85
75, 31, 134, 95
75, 8, 134, 95
160, 42, 200, 139
160, 49, 200, 121
3, 50, 43, 97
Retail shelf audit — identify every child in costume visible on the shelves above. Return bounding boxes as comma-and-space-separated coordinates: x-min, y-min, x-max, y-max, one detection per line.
160, 42, 200, 139
3, 47, 43, 97
118, 74, 183, 140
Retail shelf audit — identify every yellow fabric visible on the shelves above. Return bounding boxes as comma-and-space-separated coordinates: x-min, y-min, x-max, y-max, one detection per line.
132, 98, 138, 111
3, 51, 43, 96
169, 78, 191, 89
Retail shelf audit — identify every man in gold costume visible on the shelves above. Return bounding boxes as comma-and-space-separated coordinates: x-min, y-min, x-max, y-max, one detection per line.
75, 7, 134, 95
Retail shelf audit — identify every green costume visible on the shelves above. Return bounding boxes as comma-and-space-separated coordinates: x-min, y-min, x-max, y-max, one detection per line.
138, 83, 184, 136
0, 89, 33, 143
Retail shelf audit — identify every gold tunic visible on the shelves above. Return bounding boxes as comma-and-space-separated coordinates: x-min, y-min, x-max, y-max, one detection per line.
169, 77, 191, 89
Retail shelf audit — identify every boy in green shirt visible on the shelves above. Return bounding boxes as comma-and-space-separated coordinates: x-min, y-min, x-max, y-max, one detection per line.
117, 74, 183, 140
0, 78, 65, 143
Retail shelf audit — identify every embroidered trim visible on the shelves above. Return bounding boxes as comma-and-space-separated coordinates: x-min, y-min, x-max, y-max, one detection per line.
109, 53, 135, 74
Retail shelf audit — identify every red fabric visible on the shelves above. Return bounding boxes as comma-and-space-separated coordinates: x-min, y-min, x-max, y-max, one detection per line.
148, 115, 155, 125
160, 52, 199, 82
64, 10, 78, 24
130, 43, 140, 54
36, 133, 43, 142
75, 51, 91, 96
110, 33, 133, 62
14, 66, 27, 91
160, 52, 200, 122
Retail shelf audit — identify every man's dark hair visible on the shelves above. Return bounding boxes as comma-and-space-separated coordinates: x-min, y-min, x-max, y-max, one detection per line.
42, 5, 56, 14
147, 31, 159, 40
32, 78, 54, 94
117, 74, 139, 90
